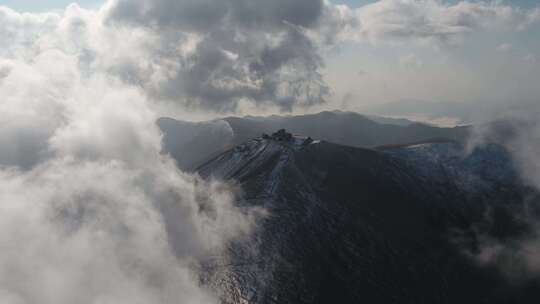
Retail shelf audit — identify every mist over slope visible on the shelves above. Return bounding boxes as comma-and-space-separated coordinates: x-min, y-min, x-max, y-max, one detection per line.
159, 111, 469, 170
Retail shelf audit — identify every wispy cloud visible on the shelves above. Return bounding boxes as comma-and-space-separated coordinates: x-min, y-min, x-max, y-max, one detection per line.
330, 0, 540, 45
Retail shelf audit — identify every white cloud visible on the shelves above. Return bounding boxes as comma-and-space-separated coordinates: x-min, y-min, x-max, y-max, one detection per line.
0, 4, 261, 303
0, 6, 60, 57
327, 0, 540, 45
399, 53, 424, 68
524, 53, 538, 63
496, 43, 513, 52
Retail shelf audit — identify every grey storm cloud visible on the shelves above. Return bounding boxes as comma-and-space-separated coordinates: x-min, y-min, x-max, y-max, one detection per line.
106, 0, 329, 112
109, 0, 324, 30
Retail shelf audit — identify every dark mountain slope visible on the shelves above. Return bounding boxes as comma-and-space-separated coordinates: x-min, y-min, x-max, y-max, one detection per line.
199, 137, 538, 304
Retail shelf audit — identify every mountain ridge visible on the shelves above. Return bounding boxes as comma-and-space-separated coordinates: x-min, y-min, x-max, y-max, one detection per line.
158, 111, 469, 170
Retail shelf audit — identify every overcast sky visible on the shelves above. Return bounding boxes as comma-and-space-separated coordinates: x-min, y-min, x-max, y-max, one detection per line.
3, 0, 377, 10
4, 0, 538, 11
1, 0, 539, 123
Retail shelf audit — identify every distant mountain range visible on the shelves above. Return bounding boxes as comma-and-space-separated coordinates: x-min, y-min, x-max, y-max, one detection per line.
158, 111, 469, 170
362, 99, 478, 125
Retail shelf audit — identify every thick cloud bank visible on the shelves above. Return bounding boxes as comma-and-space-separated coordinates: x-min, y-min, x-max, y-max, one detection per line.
0, 4, 259, 304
